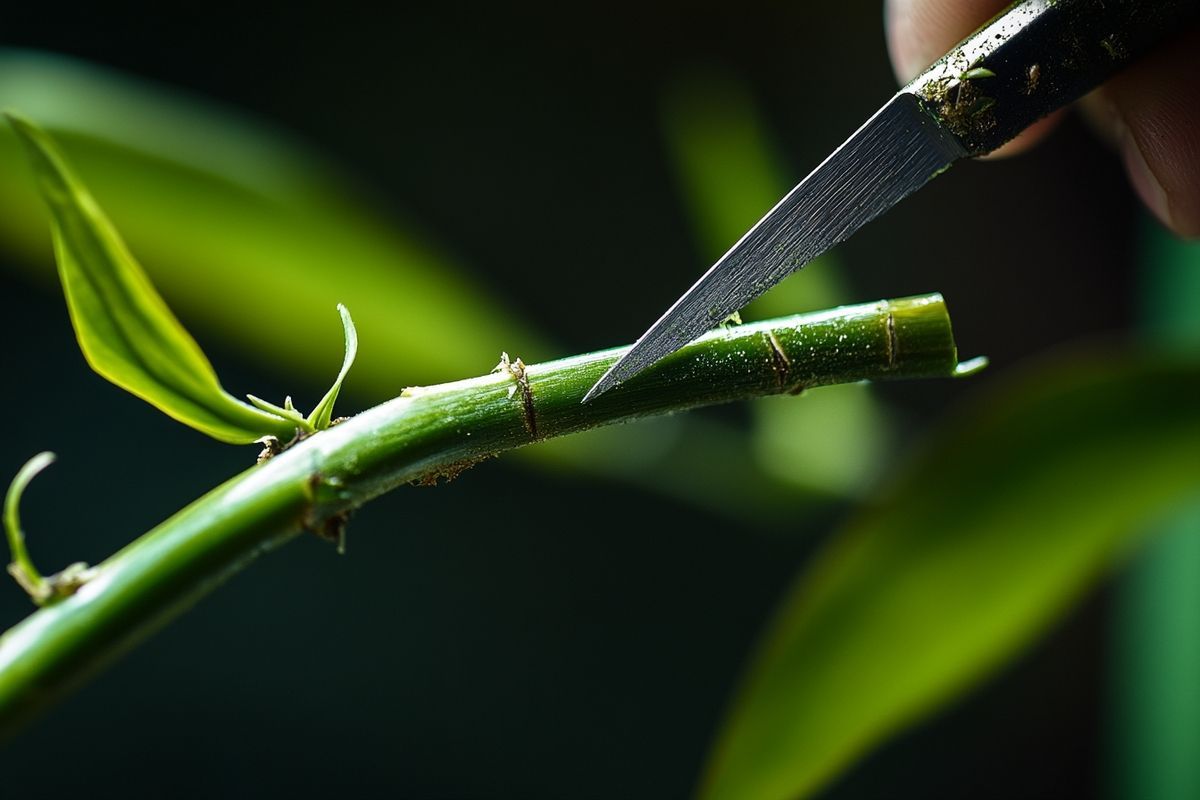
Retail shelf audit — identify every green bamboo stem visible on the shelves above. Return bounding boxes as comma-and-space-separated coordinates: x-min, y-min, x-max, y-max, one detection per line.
0, 294, 975, 738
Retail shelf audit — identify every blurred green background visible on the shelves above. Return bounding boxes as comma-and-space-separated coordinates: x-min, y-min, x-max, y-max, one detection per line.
1, 2, 1196, 798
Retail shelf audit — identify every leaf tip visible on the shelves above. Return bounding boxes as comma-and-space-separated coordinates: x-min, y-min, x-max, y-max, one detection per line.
4, 111, 76, 199
5, 109, 49, 151
3, 107, 32, 130
304, 304, 359, 431
336, 303, 358, 354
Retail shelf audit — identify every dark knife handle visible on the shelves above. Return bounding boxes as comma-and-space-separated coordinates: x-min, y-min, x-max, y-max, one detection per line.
907, 0, 1200, 155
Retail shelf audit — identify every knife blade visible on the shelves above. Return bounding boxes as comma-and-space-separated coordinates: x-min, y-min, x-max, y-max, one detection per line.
583, 0, 1199, 403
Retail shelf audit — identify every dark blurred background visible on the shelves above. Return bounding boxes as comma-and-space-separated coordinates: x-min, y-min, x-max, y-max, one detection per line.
0, 2, 1151, 797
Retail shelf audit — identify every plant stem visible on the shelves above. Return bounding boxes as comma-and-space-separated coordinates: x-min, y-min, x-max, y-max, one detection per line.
0, 294, 972, 738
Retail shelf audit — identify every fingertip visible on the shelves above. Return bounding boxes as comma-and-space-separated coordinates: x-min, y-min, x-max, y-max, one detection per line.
1120, 133, 1178, 235
885, 0, 1011, 84
884, 0, 920, 83
1124, 134, 1200, 239
1104, 30, 1200, 238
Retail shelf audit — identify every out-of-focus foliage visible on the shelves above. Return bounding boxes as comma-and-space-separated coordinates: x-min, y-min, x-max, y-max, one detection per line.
7, 114, 296, 444
1109, 228, 1200, 800
0, 49, 545, 394
703, 351, 1200, 800
660, 74, 889, 496
1113, 509, 1200, 800
660, 73, 842, 313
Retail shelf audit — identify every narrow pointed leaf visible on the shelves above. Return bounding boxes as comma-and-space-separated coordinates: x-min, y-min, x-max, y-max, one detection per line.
702, 352, 1200, 800
307, 303, 358, 430
5, 113, 295, 444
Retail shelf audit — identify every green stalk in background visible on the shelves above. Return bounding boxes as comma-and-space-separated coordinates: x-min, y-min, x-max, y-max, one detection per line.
0, 294, 972, 739
1109, 226, 1200, 800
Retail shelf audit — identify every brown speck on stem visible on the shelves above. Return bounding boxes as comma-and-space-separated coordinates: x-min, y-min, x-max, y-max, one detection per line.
412, 454, 494, 487
763, 331, 791, 391
885, 312, 899, 370
494, 352, 538, 439
256, 435, 283, 465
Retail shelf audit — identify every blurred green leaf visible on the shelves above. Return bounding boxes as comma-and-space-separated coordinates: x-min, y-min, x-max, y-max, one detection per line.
751, 389, 888, 495
660, 72, 890, 496
307, 303, 358, 430
6, 113, 295, 444
702, 352, 1200, 800
0, 49, 547, 392
660, 72, 843, 314
1109, 226, 1200, 800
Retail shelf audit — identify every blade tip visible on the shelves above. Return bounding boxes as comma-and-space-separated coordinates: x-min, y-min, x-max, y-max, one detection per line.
580, 377, 611, 405
582, 361, 624, 404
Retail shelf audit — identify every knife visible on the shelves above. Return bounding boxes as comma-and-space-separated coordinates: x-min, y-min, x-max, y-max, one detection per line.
583, 0, 1199, 403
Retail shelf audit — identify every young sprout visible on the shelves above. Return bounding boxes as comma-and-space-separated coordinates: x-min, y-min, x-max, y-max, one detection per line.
4, 453, 94, 606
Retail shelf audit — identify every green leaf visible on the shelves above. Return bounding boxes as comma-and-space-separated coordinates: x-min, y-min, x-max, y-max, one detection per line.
307, 303, 358, 430
701, 352, 1200, 800
660, 72, 844, 314
5, 112, 295, 444
0, 49, 547, 387
1110, 226, 1200, 800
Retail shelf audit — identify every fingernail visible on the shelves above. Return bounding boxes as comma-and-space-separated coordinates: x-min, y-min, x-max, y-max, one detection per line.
1121, 132, 1173, 230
